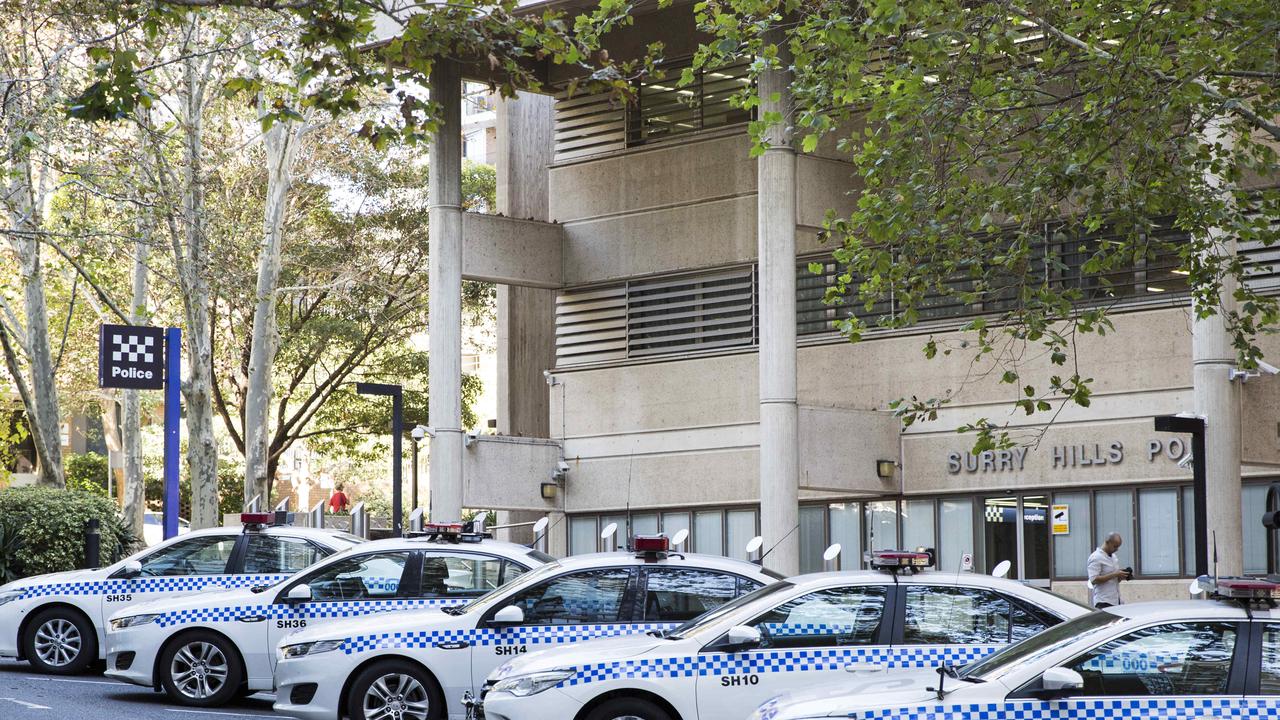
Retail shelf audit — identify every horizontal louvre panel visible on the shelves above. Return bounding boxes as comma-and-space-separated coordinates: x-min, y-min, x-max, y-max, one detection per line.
553, 88, 626, 162
556, 285, 627, 365
628, 268, 755, 355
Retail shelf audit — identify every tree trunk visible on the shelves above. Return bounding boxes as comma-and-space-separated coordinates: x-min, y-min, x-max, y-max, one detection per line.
243, 112, 306, 506
174, 17, 220, 528
121, 233, 150, 542
8, 241, 63, 488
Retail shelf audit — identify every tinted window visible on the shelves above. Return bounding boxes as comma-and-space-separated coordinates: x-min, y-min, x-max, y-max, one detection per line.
749, 585, 886, 649
140, 535, 237, 576
420, 555, 506, 597
299, 552, 410, 602
1260, 624, 1280, 694
1068, 622, 1237, 696
504, 568, 632, 624
642, 569, 740, 622
242, 535, 327, 574
903, 586, 1047, 644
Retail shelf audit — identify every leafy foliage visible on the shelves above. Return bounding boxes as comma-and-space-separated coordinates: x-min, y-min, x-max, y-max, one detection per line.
0, 486, 127, 577
683, 0, 1280, 448
0, 522, 25, 584
65, 452, 110, 497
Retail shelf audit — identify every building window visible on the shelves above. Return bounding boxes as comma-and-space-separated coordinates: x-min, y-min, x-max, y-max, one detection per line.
828, 502, 862, 570
901, 499, 935, 552
865, 501, 899, 553
1244, 484, 1269, 574
1052, 491, 1092, 578
568, 506, 758, 560
798, 505, 827, 574
1138, 488, 1180, 576
627, 61, 752, 147
938, 498, 974, 573
1094, 489, 1135, 574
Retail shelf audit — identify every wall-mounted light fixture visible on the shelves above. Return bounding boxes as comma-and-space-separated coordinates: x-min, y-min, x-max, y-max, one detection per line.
876, 459, 896, 480
540, 482, 559, 500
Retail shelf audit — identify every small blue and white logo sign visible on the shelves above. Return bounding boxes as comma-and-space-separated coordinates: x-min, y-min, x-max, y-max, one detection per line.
99, 324, 165, 390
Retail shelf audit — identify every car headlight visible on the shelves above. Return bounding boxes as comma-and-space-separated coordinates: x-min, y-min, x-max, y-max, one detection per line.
489, 668, 577, 697
109, 613, 161, 630
0, 589, 25, 607
279, 639, 346, 659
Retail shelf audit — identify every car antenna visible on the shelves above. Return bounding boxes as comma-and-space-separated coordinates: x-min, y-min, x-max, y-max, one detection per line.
755, 523, 801, 566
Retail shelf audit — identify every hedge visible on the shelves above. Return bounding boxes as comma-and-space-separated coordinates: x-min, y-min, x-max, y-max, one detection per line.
0, 486, 133, 578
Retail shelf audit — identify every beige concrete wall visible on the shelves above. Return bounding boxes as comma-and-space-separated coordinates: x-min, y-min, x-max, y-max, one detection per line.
462, 213, 563, 288
461, 435, 562, 510
1051, 579, 1194, 605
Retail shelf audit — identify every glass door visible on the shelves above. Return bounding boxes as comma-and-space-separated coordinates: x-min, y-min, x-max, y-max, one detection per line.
982, 497, 1020, 578
1021, 495, 1051, 585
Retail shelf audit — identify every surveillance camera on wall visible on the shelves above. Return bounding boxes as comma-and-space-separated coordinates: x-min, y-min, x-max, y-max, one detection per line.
463, 433, 478, 448
550, 469, 566, 482
412, 425, 435, 439
543, 369, 560, 386
1258, 360, 1280, 376
556, 460, 570, 474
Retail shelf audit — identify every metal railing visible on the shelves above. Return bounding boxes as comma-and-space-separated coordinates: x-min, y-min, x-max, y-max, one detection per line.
350, 501, 369, 538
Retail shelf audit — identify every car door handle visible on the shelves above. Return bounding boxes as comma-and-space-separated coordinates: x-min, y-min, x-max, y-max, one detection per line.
237, 615, 267, 623
844, 663, 885, 673
435, 641, 469, 650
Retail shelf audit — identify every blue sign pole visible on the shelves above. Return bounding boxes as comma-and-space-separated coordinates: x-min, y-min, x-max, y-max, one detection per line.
163, 327, 182, 540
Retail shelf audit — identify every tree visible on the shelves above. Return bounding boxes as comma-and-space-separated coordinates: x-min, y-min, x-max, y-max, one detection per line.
682, 0, 1280, 448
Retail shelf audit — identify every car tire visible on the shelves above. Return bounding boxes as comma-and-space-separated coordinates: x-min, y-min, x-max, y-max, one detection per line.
584, 697, 674, 720
158, 631, 245, 707
347, 659, 445, 720
24, 607, 97, 675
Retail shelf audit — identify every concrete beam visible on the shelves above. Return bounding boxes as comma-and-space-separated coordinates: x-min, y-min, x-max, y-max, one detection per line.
462, 435, 563, 510
462, 213, 563, 288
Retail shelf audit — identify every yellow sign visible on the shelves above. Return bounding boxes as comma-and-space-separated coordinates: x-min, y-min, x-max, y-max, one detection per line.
1051, 504, 1070, 535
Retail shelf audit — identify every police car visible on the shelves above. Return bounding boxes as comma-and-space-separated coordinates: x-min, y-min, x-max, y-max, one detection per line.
104, 522, 551, 707
749, 575, 1280, 720
0, 512, 361, 675
478, 550, 1089, 720
272, 534, 781, 720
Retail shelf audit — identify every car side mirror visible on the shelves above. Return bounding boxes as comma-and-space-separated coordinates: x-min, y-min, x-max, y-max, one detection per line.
724, 625, 762, 650
285, 584, 312, 604
491, 605, 525, 625
1037, 667, 1083, 699
119, 560, 142, 579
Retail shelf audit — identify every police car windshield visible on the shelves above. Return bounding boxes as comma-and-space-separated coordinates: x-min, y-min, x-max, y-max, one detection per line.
959, 610, 1123, 682
667, 581, 794, 640
445, 559, 565, 615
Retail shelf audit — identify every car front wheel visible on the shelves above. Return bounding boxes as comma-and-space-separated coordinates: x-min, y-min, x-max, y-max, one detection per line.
24, 608, 96, 675
159, 631, 244, 707
347, 659, 444, 720
584, 697, 674, 720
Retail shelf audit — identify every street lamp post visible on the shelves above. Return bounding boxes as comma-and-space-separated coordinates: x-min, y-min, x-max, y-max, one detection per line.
1154, 414, 1207, 576
356, 382, 404, 536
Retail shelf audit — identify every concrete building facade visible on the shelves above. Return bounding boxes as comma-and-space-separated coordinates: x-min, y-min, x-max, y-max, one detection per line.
418, 0, 1280, 601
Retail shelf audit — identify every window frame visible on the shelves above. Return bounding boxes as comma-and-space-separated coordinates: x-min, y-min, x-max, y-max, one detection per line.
634, 566, 751, 623
235, 533, 332, 576
120, 532, 241, 578
273, 549, 419, 604
715, 582, 893, 652
478, 566, 640, 627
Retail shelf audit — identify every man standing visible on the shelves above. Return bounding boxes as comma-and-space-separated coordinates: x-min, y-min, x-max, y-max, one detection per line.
1087, 532, 1132, 608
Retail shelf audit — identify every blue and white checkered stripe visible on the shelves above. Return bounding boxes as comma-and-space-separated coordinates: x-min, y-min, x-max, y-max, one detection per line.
341, 623, 677, 655
154, 596, 464, 628
561, 644, 999, 688
856, 698, 1280, 719
18, 574, 291, 600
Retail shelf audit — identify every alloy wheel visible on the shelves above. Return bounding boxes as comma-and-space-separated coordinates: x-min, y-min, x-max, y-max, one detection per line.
33, 618, 82, 667
169, 641, 230, 700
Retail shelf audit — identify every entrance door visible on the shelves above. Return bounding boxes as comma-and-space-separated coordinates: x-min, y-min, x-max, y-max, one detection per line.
982, 497, 1019, 577
1021, 496, 1051, 586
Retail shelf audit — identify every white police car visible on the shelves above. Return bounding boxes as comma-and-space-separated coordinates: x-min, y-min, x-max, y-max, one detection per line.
750, 575, 1280, 720
478, 550, 1088, 720
272, 535, 781, 720
104, 525, 552, 707
0, 512, 361, 675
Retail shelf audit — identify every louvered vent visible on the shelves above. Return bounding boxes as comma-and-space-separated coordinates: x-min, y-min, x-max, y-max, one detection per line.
553, 89, 627, 163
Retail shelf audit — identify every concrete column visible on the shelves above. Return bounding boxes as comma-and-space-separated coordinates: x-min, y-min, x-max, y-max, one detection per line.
757, 32, 800, 576
493, 91, 561, 548
428, 60, 465, 523
1193, 117, 1242, 576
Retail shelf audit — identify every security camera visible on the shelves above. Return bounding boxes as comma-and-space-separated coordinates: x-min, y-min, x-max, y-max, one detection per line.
550, 468, 566, 482
556, 460, 570, 474
1258, 360, 1280, 376
413, 425, 436, 439
463, 433, 478, 448
543, 369, 560, 386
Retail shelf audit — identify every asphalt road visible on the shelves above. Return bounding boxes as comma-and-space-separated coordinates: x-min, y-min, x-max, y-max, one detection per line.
0, 660, 277, 720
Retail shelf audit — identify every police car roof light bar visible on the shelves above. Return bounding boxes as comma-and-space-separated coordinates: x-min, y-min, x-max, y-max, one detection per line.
1199, 575, 1280, 608
865, 549, 933, 573
241, 512, 273, 527
633, 534, 672, 562
410, 521, 491, 544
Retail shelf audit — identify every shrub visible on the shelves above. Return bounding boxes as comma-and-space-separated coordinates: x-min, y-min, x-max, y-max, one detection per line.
65, 452, 110, 497
0, 521, 23, 584
0, 486, 127, 578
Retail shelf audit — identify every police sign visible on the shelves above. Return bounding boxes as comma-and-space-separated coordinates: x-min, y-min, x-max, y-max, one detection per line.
99, 324, 166, 390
